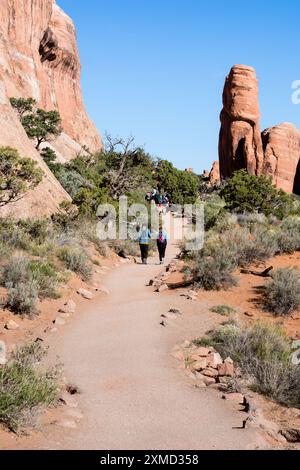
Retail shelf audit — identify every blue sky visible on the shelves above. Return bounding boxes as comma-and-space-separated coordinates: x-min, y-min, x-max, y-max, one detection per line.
58, 0, 300, 173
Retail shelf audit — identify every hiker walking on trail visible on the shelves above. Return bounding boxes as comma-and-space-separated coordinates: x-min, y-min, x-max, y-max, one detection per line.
138, 224, 152, 264
156, 226, 168, 264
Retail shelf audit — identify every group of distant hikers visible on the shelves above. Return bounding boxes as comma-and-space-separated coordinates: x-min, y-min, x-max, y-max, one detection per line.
145, 189, 170, 214
136, 189, 171, 265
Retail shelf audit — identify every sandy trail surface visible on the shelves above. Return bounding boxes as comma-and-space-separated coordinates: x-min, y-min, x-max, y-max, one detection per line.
2, 236, 266, 450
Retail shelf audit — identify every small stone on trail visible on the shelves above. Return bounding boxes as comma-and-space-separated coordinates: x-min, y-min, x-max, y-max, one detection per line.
5, 319, 19, 330
169, 308, 181, 315
60, 390, 79, 408
203, 376, 216, 386
157, 284, 168, 293
207, 352, 223, 369
244, 311, 254, 317
54, 317, 66, 326
59, 300, 76, 314
160, 321, 167, 327
58, 419, 77, 429
218, 362, 234, 377
97, 286, 110, 295
224, 357, 234, 364
77, 288, 93, 299
202, 368, 219, 378
222, 393, 245, 404
193, 347, 210, 357
191, 358, 208, 371
279, 428, 300, 443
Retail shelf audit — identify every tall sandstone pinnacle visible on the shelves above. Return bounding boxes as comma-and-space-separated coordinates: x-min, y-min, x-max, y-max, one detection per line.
0, 0, 103, 217
219, 65, 264, 179
218, 64, 300, 194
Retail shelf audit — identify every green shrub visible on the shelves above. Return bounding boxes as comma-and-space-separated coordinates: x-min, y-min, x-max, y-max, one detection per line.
28, 260, 60, 299
0, 147, 43, 206
58, 246, 92, 280
18, 218, 49, 243
220, 170, 293, 219
264, 267, 300, 315
0, 342, 59, 431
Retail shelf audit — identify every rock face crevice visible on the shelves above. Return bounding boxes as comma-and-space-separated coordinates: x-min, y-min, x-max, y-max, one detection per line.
39, 27, 58, 63
0, 0, 102, 217
219, 64, 300, 194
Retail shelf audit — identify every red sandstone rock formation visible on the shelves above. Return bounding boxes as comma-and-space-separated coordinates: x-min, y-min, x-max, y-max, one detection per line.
0, 0, 103, 216
209, 161, 220, 184
219, 65, 264, 179
0, 0, 102, 156
218, 65, 300, 194
262, 123, 300, 194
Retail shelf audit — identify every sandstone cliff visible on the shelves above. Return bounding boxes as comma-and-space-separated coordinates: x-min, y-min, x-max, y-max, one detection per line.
219, 65, 300, 194
0, 0, 102, 217
262, 123, 300, 194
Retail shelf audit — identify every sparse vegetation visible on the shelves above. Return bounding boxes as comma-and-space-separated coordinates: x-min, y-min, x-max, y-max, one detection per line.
202, 321, 300, 407
1, 256, 61, 314
210, 305, 237, 316
264, 267, 300, 315
0, 147, 43, 206
57, 246, 92, 280
0, 343, 59, 432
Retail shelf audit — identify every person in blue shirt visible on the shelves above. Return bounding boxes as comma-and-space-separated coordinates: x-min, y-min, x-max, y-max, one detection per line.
156, 226, 168, 264
138, 224, 152, 264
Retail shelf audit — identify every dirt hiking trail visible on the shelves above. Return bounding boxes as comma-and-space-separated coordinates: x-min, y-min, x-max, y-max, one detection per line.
4, 234, 267, 450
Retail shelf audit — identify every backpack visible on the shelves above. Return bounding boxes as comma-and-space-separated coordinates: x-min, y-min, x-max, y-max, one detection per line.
158, 231, 165, 243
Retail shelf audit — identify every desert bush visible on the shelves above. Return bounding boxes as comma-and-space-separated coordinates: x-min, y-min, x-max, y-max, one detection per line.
6, 280, 39, 315
0, 342, 59, 431
203, 321, 300, 406
1, 256, 28, 286
190, 223, 282, 290
210, 305, 237, 316
264, 267, 300, 315
1, 256, 60, 313
0, 147, 43, 206
0, 219, 31, 251
28, 260, 60, 299
192, 247, 237, 290
274, 216, 300, 254
57, 246, 92, 280
108, 239, 141, 258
